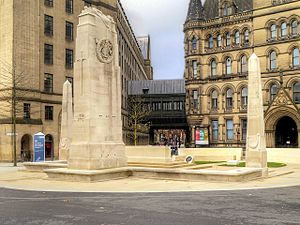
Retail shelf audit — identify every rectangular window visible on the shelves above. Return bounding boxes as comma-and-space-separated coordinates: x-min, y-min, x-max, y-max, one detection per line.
66, 0, 73, 14
44, 15, 53, 36
193, 90, 198, 110
152, 102, 161, 111
241, 119, 247, 141
162, 102, 172, 111
44, 0, 53, 7
212, 120, 219, 141
44, 73, 53, 93
44, 44, 53, 64
23, 103, 31, 119
192, 60, 197, 78
65, 49, 73, 69
45, 106, 53, 120
226, 119, 234, 140
174, 101, 183, 111
66, 21, 73, 41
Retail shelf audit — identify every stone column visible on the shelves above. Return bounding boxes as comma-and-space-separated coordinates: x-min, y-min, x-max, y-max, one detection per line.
59, 80, 73, 161
246, 53, 268, 176
68, 7, 127, 170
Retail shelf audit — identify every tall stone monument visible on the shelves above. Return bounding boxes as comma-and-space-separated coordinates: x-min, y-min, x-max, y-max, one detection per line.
59, 80, 73, 161
68, 7, 127, 170
246, 53, 268, 176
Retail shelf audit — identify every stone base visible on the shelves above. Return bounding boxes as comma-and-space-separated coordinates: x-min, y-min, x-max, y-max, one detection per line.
68, 142, 127, 170
246, 151, 268, 177
44, 167, 263, 183
23, 161, 68, 172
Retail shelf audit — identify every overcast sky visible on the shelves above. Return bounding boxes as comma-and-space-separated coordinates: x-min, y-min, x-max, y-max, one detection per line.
120, 0, 191, 80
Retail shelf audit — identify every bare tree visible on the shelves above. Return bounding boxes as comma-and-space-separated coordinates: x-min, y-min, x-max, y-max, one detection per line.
127, 95, 151, 146
0, 59, 39, 166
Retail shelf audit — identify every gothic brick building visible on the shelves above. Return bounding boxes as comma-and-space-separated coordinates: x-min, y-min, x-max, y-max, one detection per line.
184, 0, 300, 148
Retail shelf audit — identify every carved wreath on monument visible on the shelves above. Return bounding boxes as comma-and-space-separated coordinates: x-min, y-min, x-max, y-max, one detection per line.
96, 39, 113, 63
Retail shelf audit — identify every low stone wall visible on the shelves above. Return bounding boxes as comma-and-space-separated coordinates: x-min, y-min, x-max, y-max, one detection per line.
267, 148, 300, 164
178, 148, 243, 161
125, 146, 172, 163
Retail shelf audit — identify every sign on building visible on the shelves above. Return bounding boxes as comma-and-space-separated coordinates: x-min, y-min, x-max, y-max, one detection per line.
33, 132, 45, 162
195, 128, 209, 145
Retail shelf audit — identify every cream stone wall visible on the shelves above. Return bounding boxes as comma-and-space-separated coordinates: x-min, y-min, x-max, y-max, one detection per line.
0, 0, 152, 162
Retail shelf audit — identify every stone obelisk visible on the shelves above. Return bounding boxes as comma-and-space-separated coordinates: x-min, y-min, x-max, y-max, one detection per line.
59, 80, 73, 161
68, 7, 127, 170
246, 53, 268, 176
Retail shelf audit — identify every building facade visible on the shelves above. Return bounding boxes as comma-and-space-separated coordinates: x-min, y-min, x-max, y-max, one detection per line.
0, 0, 152, 161
128, 80, 188, 146
184, 0, 300, 148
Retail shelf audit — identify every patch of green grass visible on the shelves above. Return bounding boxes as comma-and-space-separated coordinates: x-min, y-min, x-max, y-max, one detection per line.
195, 161, 225, 165
221, 162, 287, 168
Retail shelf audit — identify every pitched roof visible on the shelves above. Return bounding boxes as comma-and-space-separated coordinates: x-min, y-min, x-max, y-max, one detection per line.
187, 0, 254, 21
128, 80, 185, 95
186, 0, 205, 22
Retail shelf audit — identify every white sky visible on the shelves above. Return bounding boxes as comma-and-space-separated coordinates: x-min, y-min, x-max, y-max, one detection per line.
120, 0, 192, 80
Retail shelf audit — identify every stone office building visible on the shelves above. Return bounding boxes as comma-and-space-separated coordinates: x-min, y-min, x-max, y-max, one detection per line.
184, 0, 300, 148
0, 0, 152, 161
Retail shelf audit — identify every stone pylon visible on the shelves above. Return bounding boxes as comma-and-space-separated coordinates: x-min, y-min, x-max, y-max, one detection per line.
68, 7, 127, 170
246, 53, 268, 176
59, 80, 73, 161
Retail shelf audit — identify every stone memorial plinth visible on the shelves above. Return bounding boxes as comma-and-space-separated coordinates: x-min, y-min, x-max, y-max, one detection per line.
68, 7, 127, 170
246, 53, 268, 177
59, 80, 73, 161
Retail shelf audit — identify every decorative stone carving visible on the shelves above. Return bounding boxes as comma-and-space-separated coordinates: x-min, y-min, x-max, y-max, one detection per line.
96, 39, 113, 63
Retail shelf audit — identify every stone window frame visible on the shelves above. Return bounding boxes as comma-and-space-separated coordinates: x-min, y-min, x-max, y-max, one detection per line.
270, 83, 278, 102
241, 87, 248, 109
224, 57, 232, 75
234, 30, 240, 45
211, 119, 219, 142
291, 19, 299, 36
23, 103, 31, 119
191, 36, 197, 51
44, 73, 53, 93
65, 49, 74, 69
267, 50, 278, 71
280, 21, 288, 38
65, 0, 73, 14
65, 21, 74, 41
293, 82, 300, 103
44, 15, 53, 37
209, 58, 218, 77
226, 119, 234, 141
44, 0, 53, 7
239, 54, 248, 74
225, 88, 233, 111
45, 106, 54, 121
44, 44, 53, 65
217, 34, 222, 48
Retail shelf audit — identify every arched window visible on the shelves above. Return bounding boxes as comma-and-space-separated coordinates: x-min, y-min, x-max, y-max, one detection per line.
225, 32, 231, 46
208, 35, 213, 49
269, 51, 277, 70
192, 37, 197, 50
292, 48, 300, 67
211, 90, 218, 110
235, 31, 240, 44
291, 20, 298, 35
270, 84, 278, 102
293, 82, 300, 103
223, 3, 228, 16
211, 59, 217, 76
244, 29, 249, 44
217, 34, 222, 47
225, 57, 232, 75
270, 24, 277, 39
240, 55, 248, 74
281, 22, 287, 37
241, 87, 248, 107
226, 89, 233, 109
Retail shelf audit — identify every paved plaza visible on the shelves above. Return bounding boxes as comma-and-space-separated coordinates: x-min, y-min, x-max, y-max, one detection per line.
0, 185, 300, 225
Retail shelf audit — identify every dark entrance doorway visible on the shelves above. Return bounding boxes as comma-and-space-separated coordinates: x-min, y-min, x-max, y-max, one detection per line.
275, 116, 298, 147
45, 134, 54, 160
21, 134, 32, 162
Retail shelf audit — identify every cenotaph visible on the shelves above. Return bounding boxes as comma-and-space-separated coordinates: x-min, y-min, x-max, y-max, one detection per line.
68, 7, 127, 170
246, 53, 268, 176
59, 80, 73, 161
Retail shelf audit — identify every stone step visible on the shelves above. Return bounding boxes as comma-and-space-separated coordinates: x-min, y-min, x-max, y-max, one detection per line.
128, 162, 191, 169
